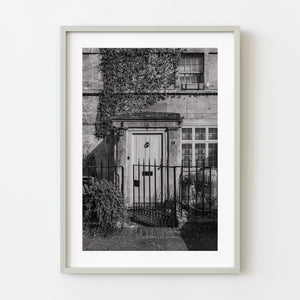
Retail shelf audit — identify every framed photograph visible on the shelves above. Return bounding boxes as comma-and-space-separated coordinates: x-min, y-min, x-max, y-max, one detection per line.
61, 26, 240, 273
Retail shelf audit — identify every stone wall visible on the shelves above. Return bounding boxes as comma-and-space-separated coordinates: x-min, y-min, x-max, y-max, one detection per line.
82, 48, 218, 159
144, 94, 217, 126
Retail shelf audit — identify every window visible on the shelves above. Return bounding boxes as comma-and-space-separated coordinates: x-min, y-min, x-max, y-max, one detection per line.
182, 144, 192, 166
179, 53, 204, 90
195, 128, 206, 140
181, 128, 192, 140
181, 127, 218, 167
195, 143, 206, 164
208, 143, 218, 167
208, 128, 218, 140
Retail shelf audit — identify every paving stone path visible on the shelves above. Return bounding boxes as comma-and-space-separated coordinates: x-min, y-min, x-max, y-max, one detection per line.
83, 221, 217, 251
83, 226, 188, 251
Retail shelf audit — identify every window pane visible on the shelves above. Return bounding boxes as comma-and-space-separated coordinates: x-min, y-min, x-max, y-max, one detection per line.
191, 65, 196, 72
182, 144, 192, 166
179, 54, 204, 88
190, 74, 196, 83
195, 128, 206, 140
182, 128, 192, 140
195, 143, 206, 165
208, 143, 218, 167
208, 128, 218, 140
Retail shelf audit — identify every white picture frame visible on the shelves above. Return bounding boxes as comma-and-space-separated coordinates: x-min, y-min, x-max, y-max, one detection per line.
61, 26, 240, 274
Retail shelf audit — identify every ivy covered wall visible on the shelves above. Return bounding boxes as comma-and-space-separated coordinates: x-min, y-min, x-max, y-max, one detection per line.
82, 48, 218, 157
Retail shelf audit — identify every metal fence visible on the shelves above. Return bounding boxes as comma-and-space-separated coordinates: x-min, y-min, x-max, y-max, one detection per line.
132, 159, 217, 227
83, 156, 124, 194
82, 156, 217, 227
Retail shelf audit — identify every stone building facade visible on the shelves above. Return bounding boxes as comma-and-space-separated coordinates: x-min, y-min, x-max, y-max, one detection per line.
83, 48, 218, 205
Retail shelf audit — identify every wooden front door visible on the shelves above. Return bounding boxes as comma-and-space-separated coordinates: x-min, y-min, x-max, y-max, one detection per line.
132, 133, 163, 204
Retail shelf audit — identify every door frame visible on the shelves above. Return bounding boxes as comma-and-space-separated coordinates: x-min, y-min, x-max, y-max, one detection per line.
127, 128, 167, 205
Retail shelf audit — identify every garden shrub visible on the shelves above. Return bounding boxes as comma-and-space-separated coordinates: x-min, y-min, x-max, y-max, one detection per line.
180, 169, 218, 212
83, 179, 126, 236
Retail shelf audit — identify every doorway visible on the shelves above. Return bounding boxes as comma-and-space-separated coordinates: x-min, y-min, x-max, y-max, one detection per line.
132, 133, 163, 204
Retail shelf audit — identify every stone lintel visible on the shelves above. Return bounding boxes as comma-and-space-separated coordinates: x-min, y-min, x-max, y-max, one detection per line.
111, 112, 183, 123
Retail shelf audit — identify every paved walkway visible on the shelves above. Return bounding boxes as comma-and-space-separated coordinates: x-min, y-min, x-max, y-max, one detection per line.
83, 221, 217, 251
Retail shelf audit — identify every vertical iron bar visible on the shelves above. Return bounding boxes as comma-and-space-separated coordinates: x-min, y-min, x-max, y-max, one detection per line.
154, 159, 157, 210
138, 159, 141, 208
173, 166, 177, 227
148, 159, 151, 208
180, 159, 183, 216
195, 160, 198, 215
143, 159, 145, 208
107, 159, 110, 181
95, 166, 98, 183
188, 160, 190, 208
209, 167, 212, 217
167, 159, 169, 202
160, 158, 163, 210
121, 166, 124, 195
133, 164, 135, 210
202, 158, 205, 216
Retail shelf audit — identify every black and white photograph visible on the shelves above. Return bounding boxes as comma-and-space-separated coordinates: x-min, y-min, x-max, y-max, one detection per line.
82, 48, 218, 251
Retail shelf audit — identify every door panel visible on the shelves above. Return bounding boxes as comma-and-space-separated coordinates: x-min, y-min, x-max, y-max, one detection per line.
132, 133, 163, 204
133, 134, 162, 164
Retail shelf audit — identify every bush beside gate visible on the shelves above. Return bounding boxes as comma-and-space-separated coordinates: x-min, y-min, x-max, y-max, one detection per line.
83, 179, 126, 236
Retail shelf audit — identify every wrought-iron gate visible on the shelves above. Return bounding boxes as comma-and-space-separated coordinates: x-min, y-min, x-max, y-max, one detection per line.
131, 160, 217, 227
82, 156, 217, 228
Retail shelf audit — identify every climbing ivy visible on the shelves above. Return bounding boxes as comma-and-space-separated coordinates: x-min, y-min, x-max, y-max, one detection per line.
95, 48, 182, 138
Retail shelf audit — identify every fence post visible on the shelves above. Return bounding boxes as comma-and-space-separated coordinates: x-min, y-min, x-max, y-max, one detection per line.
195, 160, 198, 215
173, 166, 177, 227
202, 158, 205, 217
188, 160, 191, 208
121, 166, 124, 195
143, 159, 145, 208
160, 158, 163, 210
180, 159, 183, 217
87, 165, 90, 188
154, 159, 157, 209
148, 159, 151, 207
167, 159, 169, 201
107, 159, 110, 181
138, 159, 141, 210
133, 164, 135, 211
209, 167, 212, 217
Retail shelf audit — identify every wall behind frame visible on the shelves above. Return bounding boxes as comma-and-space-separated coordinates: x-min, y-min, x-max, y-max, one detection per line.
0, 0, 299, 299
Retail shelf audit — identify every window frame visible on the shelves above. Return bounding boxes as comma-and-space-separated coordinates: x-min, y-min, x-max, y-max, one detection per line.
181, 126, 218, 166
179, 53, 204, 90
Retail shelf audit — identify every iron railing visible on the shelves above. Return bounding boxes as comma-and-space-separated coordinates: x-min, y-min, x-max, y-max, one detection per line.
82, 156, 217, 227
83, 157, 124, 194
132, 159, 217, 226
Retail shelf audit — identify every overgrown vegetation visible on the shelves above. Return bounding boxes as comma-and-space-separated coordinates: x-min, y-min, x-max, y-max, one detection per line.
180, 169, 218, 211
95, 48, 182, 137
83, 180, 126, 236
